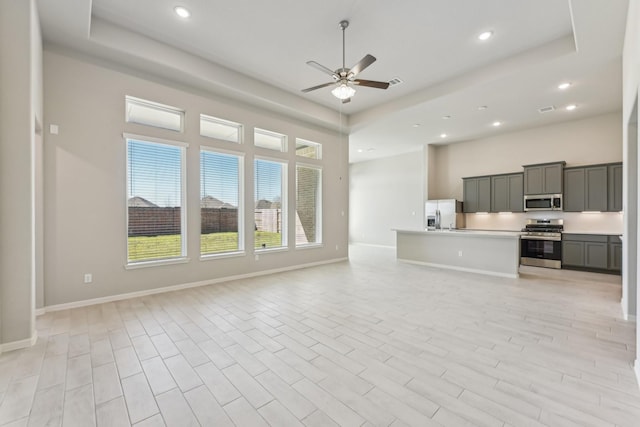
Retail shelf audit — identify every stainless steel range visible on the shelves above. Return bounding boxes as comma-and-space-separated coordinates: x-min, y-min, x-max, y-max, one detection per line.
520, 219, 563, 269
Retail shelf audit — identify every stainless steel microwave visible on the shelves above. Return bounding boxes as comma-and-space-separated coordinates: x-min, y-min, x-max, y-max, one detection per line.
524, 194, 563, 211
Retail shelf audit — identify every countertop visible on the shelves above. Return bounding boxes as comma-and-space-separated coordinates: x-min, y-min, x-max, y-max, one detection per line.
394, 229, 522, 239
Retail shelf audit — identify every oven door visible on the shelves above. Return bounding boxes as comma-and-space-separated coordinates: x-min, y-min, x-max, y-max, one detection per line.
520, 236, 562, 269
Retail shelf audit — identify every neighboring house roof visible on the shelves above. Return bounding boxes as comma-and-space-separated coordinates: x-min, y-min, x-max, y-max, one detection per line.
255, 199, 272, 209
128, 196, 158, 207
201, 195, 235, 208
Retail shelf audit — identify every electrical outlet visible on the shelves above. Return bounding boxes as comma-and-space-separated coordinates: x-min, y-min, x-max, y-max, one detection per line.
335, 244, 339, 251
255, 254, 259, 261
84, 273, 92, 284
458, 250, 463, 257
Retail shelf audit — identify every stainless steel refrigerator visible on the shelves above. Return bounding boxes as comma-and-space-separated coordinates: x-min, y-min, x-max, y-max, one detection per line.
425, 199, 465, 230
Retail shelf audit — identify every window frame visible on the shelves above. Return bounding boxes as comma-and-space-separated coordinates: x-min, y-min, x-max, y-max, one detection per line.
199, 146, 246, 259
124, 133, 189, 268
254, 155, 288, 252
125, 96, 185, 133
295, 163, 323, 248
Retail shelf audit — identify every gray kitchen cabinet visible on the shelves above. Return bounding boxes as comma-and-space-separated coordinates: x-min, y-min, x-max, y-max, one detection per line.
562, 233, 622, 270
523, 162, 565, 195
563, 168, 585, 212
463, 176, 490, 213
608, 163, 623, 212
491, 173, 523, 213
608, 235, 622, 271
562, 240, 584, 266
563, 165, 608, 212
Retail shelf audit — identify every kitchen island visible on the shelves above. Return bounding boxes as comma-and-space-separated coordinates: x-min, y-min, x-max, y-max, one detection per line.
395, 229, 522, 278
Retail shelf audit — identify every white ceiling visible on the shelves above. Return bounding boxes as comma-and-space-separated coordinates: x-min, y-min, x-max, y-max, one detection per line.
37, 0, 629, 162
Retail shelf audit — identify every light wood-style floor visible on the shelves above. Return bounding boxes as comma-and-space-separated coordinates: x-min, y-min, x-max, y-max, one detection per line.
0, 245, 638, 427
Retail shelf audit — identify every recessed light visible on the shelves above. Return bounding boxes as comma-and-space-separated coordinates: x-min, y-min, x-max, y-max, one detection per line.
492, 121, 502, 127
357, 149, 363, 153
412, 123, 421, 128
558, 82, 572, 90
478, 105, 488, 110
442, 115, 451, 120
440, 133, 448, 138
478, 31, 493, 41
566, 104, 577, 111
174, 6, 191, 18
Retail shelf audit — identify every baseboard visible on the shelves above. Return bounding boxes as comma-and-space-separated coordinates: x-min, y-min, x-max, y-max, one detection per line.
635, 360, 640, 390
39, 257, 348, 314
0, 332, 38, 354
350, 242, 395, 249
399, 258, 519, 279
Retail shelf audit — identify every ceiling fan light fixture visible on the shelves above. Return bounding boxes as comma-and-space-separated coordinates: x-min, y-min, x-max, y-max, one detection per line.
332, 83, 356, 100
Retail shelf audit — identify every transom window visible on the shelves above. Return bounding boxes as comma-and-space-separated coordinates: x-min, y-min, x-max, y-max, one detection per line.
200, 114, 242, 143
254, 128, 287, 152
295, 139, 322, 159
125, 96, 184, 132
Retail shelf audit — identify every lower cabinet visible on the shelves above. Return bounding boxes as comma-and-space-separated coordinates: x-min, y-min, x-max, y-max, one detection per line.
562, 234, 621, 273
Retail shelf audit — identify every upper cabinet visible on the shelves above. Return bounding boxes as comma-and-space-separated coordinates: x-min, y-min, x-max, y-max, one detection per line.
608, 163, 623, 212
463, 176, 491, 213
523, 162, 565, 195
491, 173, 524, 213
564, 163, 621, 212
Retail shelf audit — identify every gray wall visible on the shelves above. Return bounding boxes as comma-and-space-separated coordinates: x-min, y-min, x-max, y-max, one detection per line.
42, 50, 349, 307
0, 0, 42, 348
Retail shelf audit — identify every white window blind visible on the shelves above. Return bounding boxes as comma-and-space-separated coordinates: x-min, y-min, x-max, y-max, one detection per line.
125, 96, 184, 132
200, 114, 242, 143
295, 139, 322, 159
200, 149, 243, 255
254, 128, 287, 152
254, 158, 287, 249
126, 138, 185, 263
296, 165, 322, 245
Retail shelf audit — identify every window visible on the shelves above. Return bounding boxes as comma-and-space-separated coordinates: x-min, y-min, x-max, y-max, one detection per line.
200, 148, 244, 256
255, 158, 287, 249
296, 139, 322, 159
296, 165, 322, 245
200, 114, 242, 143
125, 96, 184, 132
254, 128, 287, 152
126, 136, 187, 264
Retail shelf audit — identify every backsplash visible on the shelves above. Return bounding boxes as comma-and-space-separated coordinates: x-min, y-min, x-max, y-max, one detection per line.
465, 211, 623, 234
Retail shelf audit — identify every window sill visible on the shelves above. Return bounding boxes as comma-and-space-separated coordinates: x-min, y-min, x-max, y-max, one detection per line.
295, 243, 324, 250
125, 257, 191, 270
200, 251, 246, 261
254, 246, 289, 254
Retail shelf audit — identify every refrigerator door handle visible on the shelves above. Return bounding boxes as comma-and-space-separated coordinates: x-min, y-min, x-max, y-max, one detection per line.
436, 210, 440, 229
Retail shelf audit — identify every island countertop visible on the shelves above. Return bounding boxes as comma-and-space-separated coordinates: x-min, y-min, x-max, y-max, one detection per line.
395, 229, 520, 278
393, 228, 523, 238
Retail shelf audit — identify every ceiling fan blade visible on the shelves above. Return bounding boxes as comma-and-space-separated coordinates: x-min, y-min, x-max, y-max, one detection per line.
306, 61, 339, 79
353, 79, 390, 89
342, 98, 351, 104
348, 54, 376, 78
301, 82, 335, 93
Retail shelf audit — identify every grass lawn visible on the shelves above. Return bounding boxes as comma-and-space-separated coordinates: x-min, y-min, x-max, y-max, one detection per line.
128, 231, 282, 261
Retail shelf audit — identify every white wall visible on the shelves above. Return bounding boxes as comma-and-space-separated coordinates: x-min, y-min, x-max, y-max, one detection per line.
0, 0, 41, 350
349, 151, 424, 247
42, 50, 349, 307
622, 0, 640, 383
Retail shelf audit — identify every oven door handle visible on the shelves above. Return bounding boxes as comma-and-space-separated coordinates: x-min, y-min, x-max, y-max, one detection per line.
521, 235, 562, 241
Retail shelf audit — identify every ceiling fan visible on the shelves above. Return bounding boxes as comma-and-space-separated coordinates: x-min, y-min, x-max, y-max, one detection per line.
302, 20, 389, 104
